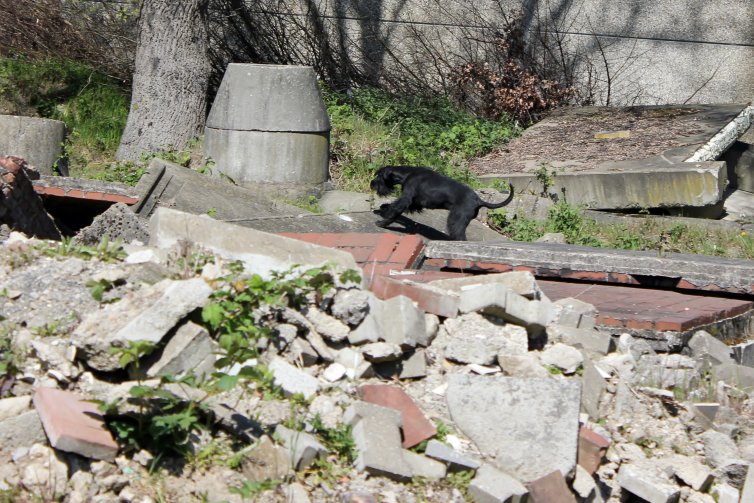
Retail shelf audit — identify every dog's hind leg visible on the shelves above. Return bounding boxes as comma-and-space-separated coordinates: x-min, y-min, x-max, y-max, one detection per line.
446, 207, 475, 241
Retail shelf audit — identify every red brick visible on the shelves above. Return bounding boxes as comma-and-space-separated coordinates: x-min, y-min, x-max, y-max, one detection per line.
368, 234, 401, 263
34, 186, 66, 197
422, 258, 449, 269
578, 426, 610, 474
358, 384, 436, 448
33, 387, 118, 461
388, 235, 425, 267
561, 270, 607, 282
527, 470, 577, 503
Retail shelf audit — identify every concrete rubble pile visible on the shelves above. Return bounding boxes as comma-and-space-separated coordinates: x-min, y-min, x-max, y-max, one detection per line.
2, 208, 754, 502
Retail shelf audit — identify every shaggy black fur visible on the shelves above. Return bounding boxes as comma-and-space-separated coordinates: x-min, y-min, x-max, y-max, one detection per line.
370, 165, 514, 241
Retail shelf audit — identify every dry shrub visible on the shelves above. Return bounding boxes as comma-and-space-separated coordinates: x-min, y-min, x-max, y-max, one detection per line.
450, 12, 575, 123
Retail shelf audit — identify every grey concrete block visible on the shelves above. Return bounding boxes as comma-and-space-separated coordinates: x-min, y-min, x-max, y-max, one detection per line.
446, 375, 581, 482
344, 401, 412, 481
458, 283, 510, 318
497, 354, 550, 378
400, 350, 428, 379
469, 464, 527, 503
268, 357, 320, 400
381, 295, 428, 348
361, 342, 403, 363
617, 463, 680, 503
304, 306, 350, 343
581, 359, 607, 420
74, 202, 149, 246
686, 330, 734, 366
713, 363, 754, 392
424, 439, 481, 472
0, 115, 66, 175
548, 325, 612, 355
274, 424, 327, 470
149, 207, 359, 281
502, 292, 557, 335
733, 341, 754, 368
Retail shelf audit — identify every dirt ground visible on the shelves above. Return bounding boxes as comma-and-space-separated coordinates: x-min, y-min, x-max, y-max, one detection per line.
471, 106, 709, 175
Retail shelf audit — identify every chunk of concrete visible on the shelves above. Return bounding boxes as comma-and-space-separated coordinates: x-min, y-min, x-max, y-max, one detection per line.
381, 295, 428, 348
361, 342, 403, 363
241, 435, 293, 482
733, 341, 754, 368
331, 288, 370, 326
304, 307, 350, 343
149, 207, 359, 280
274, 424, 327, 470
504, 292, 557, 335
33, 387, 118, 461
0, 395, 32, 421
469, 464, 528, 503
74, 202, 149, 246
497, 353, 549, 378
443, 312, 528, 366
701, 429, 741, 468
343, 401, 413, 481
740, 463, 754, 502
446, 375, 581, 482
358, 384, 436, 449
0, 410, 46, 451
548, 325, 612, 355
268, 357, 320, 400
540, 343, 584, 374
424, 439, 481, 472
458, 283, 511, 318
348, 294, 385, 345
553, 297, 598, 330
617, 463, 680, 503
669, 456, 714, 492
402, 450, 447, 481
134, 321, 217, 379
288, 338, 319, 367
400, 350, 428, 379
72, 277, 212, 371
686, 330, 734, 366
580, 359, 607, 420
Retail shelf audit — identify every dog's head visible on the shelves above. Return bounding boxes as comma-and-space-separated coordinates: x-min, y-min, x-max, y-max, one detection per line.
370, 166, 397, 196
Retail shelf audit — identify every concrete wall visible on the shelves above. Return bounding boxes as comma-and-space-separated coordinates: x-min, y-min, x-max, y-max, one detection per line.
249, 0, 753, 106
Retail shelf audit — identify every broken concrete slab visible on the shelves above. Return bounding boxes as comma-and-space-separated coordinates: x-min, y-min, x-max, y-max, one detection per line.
33, 387, 118, 461
429, 271, 544, 300
472, 104, 753, 212
548, 325, 612, 355
685, 330, 735, 366
358, 384, 437, 449
72, 277, 212, 371
553, 297, 597, 330
540, 343, 583, 374
380, 295, 428, 348
446, 375, 581, 482
344, 401, 413, 481
424, 240, 754, 296
241, 435, 293, 482
149, 207, 360, 281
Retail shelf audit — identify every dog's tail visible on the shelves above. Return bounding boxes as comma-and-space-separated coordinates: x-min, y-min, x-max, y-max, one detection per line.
480, 185, 515, 209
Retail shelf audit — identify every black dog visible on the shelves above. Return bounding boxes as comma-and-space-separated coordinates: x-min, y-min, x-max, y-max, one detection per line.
370, 165, 514, 241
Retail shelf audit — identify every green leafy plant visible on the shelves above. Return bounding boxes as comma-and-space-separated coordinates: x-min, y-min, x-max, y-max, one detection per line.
37, 236, 126, 263
0, 327, 24, 380
310, 414, 357, 463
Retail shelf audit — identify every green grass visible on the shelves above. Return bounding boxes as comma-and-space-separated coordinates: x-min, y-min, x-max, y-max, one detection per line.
0, 55, 129, 178
323, 85, 520, 192
489, 202, 754, 259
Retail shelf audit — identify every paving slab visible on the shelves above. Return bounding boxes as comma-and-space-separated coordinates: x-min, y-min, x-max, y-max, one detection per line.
472, 104, 754, 211
423, 240, 754, 296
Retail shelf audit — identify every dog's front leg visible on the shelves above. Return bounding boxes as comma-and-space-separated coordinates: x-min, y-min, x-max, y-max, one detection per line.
375, 195, 412, 228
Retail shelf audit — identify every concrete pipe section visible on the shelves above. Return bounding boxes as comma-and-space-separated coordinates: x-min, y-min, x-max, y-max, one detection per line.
204, 63, 331, 189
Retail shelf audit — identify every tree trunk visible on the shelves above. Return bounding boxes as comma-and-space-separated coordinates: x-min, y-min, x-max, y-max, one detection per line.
116, 0, 210, 161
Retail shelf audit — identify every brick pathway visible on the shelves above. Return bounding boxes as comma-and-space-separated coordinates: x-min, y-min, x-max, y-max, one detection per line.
282, 232, 754, 335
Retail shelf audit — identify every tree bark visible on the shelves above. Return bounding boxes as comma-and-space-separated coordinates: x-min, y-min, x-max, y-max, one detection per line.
116, 0, 210, 161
